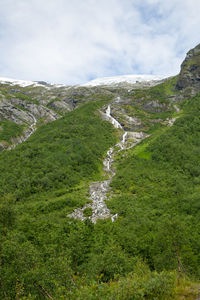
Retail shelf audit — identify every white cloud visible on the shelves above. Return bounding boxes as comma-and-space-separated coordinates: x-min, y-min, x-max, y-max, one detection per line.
0, 0, 200, 84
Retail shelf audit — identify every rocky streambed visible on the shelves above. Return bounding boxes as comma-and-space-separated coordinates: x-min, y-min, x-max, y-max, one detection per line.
68, 104, 148, 223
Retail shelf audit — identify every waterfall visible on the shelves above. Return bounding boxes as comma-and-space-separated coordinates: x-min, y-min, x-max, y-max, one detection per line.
122, 132, 127, 143
106, 105, 111, 116
106, 104, 122, 129
68, 104, 129, 223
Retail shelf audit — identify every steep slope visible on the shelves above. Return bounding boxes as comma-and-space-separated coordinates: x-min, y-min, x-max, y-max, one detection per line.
0, 74, 170, 150
110, 93, 200, 276
176, 43, 200, 97
0, 82, 109, 149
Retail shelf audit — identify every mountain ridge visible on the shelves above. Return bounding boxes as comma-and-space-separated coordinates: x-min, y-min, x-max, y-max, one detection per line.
0, 74, 166, 88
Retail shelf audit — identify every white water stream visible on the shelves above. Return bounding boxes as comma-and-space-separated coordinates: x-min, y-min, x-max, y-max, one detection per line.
105, 105, 122, 129
68, 104, 128, 223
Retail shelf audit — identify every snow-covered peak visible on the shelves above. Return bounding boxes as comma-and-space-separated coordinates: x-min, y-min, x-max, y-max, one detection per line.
0, 77, 74, 90
82, 74, 165, 87
0, 77, 47, 87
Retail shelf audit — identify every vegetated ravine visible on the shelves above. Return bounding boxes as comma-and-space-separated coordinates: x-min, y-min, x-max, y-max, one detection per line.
68, 104, 148, 223
7, 113, 37, 150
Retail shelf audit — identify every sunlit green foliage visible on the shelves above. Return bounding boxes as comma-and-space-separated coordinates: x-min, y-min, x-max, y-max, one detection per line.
0, 119, 24, 144
13, 92, 40, 104
0, 101, 117, 199
0, 89, 200, 298
110, 93, 200, 278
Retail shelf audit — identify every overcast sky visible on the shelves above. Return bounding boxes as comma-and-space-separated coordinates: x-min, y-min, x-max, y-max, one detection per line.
0, 0, 199, 84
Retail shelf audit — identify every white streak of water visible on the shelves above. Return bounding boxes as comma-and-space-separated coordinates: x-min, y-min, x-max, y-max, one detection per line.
106, 105, 122, 129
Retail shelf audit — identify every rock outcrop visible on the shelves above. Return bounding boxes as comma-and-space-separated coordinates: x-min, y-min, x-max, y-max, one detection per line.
176, 43, 200, 96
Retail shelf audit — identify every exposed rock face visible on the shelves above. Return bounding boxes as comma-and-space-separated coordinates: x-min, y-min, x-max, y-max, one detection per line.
143, 100, 169, 112
48, 100, 71, 112
176, 43, 200, 96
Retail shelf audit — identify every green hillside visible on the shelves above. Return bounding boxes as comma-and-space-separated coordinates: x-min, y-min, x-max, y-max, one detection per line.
0, 89, 199, 299
1, 44, 200, 299
110, 93, 200, 276
0, 101, 116, 199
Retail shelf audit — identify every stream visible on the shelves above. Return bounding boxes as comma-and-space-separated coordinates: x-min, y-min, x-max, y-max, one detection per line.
68, 104, 129, 223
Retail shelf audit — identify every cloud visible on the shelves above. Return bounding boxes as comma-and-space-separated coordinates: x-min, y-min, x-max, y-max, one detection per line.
0, 0, 200, 84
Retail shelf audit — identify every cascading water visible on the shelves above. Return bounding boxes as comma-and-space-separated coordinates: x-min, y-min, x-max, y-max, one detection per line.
68, 104, 127, 223
122, 132, 127, 143
106, 105, 111, 116
26, 114, 37, 139
68, 104, 149, 223
106, 104, 122, 129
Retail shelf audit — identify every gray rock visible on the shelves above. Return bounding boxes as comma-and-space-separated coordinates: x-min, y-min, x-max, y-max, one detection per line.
143, 100, 169, 112
176, 43, 200, 96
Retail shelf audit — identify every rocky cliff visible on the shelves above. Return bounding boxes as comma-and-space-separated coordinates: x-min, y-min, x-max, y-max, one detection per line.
176, 43, 200, 96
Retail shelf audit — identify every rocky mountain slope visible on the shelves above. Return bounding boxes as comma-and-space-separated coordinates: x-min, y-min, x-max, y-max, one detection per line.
3, 40, 200, 151
176, 43, 200, 97
1, 42, 200, 150
0, 72, 172, 150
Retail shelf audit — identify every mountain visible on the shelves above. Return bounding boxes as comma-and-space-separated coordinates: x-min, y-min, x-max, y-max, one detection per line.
0, 73, 169, 150
0, 44, 200, 299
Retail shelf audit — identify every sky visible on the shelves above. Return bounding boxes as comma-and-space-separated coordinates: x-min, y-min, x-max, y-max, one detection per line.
0, 0, 200, 85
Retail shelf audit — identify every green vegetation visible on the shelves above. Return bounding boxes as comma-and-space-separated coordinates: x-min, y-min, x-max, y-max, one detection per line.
0, 100, 121, 299
14, 92, 40, 105
128, 76, 177, 103
0, 120, 24, 144
84, 207, 93, 217
0, 101, 117, 199
47, 97, 61, 107
149, 76, 178, 100
118, 77, 179, 132
184, 54, 200, 68
0, 80, 200, 298
110, 93, 200, 278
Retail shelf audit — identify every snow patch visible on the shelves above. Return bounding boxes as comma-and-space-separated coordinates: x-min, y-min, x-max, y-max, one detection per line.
0, 77, 47, 87
0, 77, 71, 89
81, 74, 165, 87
